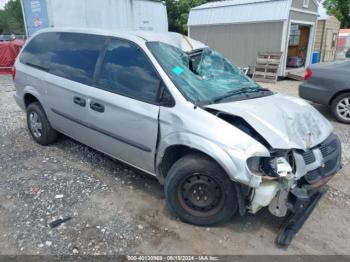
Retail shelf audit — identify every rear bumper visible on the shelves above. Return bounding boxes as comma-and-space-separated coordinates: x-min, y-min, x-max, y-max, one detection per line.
14, 93, 25, 111
299, 82, 334, 105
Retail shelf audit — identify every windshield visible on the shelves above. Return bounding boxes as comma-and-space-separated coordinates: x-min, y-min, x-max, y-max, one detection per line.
147, 41, 266, 104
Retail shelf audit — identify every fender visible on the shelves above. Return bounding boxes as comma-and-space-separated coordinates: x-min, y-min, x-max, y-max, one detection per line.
156, 131, 265, 187
22, 86, 51, 115
23, 86, 42, 103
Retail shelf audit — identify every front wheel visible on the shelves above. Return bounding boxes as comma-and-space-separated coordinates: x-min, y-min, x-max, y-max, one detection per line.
165, 154, 237, 226
331, 93, 350, 124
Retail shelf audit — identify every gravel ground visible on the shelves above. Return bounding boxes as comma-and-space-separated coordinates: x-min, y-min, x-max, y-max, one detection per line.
0, 75, 349, 255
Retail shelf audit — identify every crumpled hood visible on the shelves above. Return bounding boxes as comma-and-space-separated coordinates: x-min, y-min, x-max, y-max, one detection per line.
206, 93, 333, 150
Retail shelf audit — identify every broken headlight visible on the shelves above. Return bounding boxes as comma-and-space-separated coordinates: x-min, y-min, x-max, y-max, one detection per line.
248, 150, 296, 179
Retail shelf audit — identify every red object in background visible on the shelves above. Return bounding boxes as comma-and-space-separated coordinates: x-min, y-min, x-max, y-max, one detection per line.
336, 36, 346, 52
0, 39, 24, 75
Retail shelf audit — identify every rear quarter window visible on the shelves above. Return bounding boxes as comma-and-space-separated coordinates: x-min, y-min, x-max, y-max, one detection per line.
20, 32, 58, 71
20, 32, 107, 86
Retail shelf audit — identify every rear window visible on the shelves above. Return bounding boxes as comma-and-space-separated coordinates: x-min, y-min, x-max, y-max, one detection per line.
20, 32, 57, 71
20, 32, 106, 86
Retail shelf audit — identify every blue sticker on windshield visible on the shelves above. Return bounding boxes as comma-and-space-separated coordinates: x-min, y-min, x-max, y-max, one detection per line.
172, 66, 184, 75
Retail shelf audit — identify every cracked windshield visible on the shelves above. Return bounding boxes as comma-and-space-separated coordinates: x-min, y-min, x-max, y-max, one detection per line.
147, 42, 266, 104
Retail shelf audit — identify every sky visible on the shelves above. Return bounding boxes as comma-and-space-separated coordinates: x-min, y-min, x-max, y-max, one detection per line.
0, 0, 9, 10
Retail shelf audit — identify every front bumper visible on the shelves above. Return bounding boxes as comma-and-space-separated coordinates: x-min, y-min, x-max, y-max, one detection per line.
250, 133, 342, 215
276, 190, 324, 247
299, 133, 342, 190
275, 133, 341, 247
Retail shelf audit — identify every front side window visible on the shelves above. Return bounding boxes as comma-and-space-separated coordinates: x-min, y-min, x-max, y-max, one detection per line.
147, 42, 267, 104
96, 38, 160, 104
50, 33, 106, 85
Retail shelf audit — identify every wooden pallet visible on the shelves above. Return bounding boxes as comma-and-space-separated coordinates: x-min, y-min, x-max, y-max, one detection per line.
287, 69, 306, 81
252, 52, 283, 83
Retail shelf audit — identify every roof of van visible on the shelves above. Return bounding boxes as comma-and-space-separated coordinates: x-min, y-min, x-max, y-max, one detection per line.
33, 28, 206, 52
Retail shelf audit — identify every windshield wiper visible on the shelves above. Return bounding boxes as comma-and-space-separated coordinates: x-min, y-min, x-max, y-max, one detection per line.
213, 87, 270, 103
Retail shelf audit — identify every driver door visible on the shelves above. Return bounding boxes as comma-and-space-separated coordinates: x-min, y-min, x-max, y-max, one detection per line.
87, 37, 161, 173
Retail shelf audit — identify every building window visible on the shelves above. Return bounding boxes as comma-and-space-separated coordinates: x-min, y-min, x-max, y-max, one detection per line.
331, 33, 337, 48
303, 0, 309, 8
289, 24, 300, 46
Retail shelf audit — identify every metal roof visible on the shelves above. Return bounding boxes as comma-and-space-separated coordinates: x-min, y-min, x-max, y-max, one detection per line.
188, 0, 291, 26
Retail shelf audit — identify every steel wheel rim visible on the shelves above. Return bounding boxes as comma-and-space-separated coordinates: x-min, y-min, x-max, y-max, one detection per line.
177, 173, 225, 217
336, 97, 350, 121
29, 112, 43, 138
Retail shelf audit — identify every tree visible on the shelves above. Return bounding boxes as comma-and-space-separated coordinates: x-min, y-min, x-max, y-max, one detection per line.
165, 0, 221, 34
0, 0, 24, 34
324, 0, 350, 28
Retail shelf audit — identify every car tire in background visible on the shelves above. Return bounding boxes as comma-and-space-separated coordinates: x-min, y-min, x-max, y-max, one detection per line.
165, 154, 238, 226
26, 102, 58, 145
331, 93, 350, 124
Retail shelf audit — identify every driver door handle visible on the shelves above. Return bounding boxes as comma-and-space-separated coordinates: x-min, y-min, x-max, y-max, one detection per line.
73, 96, 86, 107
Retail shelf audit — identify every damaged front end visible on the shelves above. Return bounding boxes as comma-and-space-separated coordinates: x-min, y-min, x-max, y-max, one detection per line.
147, 39, 342, 247
247, 133, 341, 246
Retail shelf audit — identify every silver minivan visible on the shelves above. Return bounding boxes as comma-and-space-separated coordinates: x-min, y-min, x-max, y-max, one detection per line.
14, 28, 341, 246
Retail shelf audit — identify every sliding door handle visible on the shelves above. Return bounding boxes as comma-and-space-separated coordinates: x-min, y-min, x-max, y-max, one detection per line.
73, 96, 86, 107
90, 101, 105, 113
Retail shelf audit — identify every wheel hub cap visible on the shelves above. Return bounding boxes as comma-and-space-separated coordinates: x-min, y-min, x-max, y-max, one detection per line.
336, 98, 350, 121
180, 174, 223, 213
29, 112, 42, 138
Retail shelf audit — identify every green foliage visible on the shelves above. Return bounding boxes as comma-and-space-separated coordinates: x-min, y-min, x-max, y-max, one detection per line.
324, 0, 350, 28
165, 0, 220, 34
0, 0, 24, 34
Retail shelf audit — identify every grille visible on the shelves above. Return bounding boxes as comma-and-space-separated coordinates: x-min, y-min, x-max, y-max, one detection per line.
305, 157, 339, 184
305, 168, 320, 183
320, 140, 337, 157
304, 134, 341, 185
302, 150, 315, 165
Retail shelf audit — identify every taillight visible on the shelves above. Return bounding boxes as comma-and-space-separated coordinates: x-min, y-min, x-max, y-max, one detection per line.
12, 66, 16, 81
304, 67, 312, 81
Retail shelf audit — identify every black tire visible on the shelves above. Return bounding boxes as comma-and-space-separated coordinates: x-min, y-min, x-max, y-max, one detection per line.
26, 102, 58, 145
165, 154, 237, 226
331, 92, 350, 124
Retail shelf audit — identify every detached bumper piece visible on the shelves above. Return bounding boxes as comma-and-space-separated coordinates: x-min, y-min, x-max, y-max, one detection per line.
275, 189, 323, 248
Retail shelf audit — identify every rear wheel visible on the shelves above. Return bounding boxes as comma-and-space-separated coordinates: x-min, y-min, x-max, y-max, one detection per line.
165, 154, 237, 226
331, 93, 350, 124
27, 102, 58, 145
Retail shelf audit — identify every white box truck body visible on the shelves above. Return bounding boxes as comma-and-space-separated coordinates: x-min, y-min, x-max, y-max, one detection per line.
21, 0, 168, 37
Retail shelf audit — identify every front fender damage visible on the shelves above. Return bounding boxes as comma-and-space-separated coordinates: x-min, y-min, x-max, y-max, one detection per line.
156, 131, 269, 187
